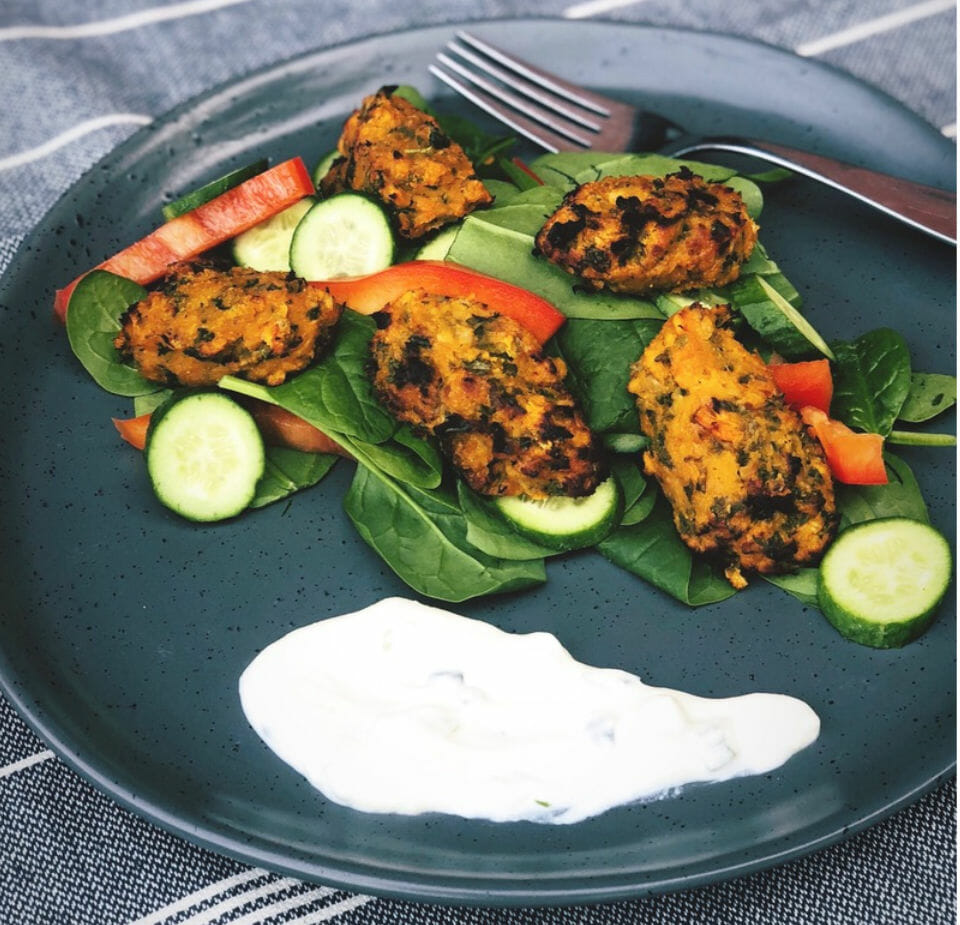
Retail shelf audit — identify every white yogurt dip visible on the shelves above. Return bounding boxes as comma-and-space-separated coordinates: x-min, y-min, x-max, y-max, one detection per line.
239, 597, 820, 824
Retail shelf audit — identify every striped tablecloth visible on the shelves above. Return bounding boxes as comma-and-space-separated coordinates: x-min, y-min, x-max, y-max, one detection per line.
1, 1, 955, 922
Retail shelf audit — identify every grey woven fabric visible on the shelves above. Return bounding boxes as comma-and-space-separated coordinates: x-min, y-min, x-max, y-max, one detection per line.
0, 1, 955, 923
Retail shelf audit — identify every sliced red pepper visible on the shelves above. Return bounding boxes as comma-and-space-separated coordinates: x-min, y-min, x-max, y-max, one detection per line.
54, 157, 315, 320
768, 358, 833, 413
317, 260, 566, 344
800, 406, 887, 485
112, 413, 151, 450
246, 402, 351, 458
113, 402, 351, 459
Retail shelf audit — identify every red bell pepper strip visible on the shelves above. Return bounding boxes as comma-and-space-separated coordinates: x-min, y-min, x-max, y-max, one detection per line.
246, 402, 351, 458
317, 260, 566, 344
800, 406, 888, 485
112, 412, 151, 450
113, 402, 351, 458
54, 157, 315, 321
768, 358, 833, 413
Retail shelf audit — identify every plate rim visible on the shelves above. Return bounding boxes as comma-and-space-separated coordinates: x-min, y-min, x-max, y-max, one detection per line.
0, 16, 955, 907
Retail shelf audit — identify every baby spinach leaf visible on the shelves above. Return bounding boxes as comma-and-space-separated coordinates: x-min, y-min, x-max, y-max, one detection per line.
620, 487, 657, 527
457, 482, 558, 561
723, 176, 764, 219
605, 456, 654, 526
249, 447, 338, 509
349, 426, 443, 489
465, 186, 563, 236
555, 317, 663, 434
763, 569, 820, 607
738, 242, 781, 277
830, 329, 911, 435
65, 270, 159, 397
133, 389, 173, 416
446, 214, 663, 321
745, 166, 794, 184
609, 457, 647, 512
836, 451, 929, 526
596, 494, 736, 606
344, 465, 546, 602
221, 311, 396, 444
528, 151, 737, 189
898, 372, 957, 423
482, 179, 525, 206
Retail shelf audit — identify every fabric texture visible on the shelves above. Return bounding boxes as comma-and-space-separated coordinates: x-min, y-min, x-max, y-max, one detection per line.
0, 1, 955, 923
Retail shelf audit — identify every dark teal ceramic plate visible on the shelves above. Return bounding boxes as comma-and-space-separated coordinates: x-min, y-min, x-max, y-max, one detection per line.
0, 20, 954, 906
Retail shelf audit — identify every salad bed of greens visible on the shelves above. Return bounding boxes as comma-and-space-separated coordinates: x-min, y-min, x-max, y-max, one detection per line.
63, 87, 956, 622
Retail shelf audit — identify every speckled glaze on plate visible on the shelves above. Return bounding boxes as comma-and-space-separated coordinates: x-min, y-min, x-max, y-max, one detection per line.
0, 20, 954, 906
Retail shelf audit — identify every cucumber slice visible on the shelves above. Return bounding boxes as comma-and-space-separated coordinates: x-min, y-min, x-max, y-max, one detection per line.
232, 197, 314, 271
414, 225, 460, 261
732, 274, 834, 360
146, 392, 265, 522
162, 159, 269, 221
312, 149, 340, 187
493, 477, 623, 552
817, 517, 952, 648
288, 193, 395, 280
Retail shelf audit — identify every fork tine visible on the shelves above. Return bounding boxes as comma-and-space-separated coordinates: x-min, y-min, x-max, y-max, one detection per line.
434, 52, 592, 147
454, 31, 615, 117
428, 63, 578, 153
444, 40, 602, 133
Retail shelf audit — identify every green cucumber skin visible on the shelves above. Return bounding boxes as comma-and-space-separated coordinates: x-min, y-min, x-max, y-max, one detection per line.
162, 159, 269, 221
816, 583, 937, 648
312, 149, 339, 188
493, 478, 623, 553
816, 517, 952, 648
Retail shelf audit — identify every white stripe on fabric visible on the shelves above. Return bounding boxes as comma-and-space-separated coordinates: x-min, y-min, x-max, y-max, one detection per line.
296, 894, 375, 923
225, 886, 337, 925
0, 114, 152, 171
796, 0, 957, 56
0, 749, 55, 779
126, 868, 269, 925
177, 876, 304, 925
563, 0, 648, 18
0, 0, 256, 42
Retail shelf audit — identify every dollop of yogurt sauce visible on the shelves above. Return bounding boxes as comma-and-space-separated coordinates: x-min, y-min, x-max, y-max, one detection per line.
239, 598, 819, 824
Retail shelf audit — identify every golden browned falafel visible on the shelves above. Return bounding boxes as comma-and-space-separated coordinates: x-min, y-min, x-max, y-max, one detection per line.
369, 289, 605, 499
114, 263, 342, 387
535, 167, 758, 295
627, 304, 837, 588
320, 88, 493, 240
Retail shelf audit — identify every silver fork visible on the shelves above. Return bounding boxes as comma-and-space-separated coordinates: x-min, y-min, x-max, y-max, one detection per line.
430, 31, 956, 245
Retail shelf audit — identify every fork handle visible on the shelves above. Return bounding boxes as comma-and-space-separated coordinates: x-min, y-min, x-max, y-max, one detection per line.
671, 137, 956, 245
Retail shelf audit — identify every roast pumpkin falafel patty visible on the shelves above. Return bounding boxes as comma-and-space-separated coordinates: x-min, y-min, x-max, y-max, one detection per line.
628, 303, 838, 588
321, 88, 493, 240
369, 289, 605, 499
114, 263, 342, 388
535, 167, 758, 295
